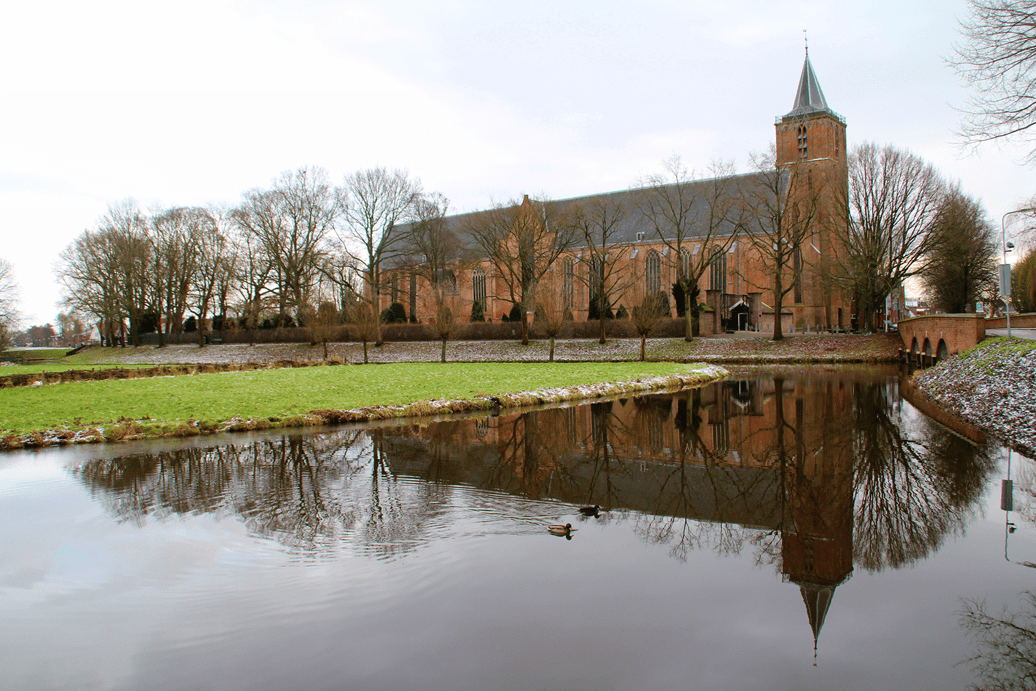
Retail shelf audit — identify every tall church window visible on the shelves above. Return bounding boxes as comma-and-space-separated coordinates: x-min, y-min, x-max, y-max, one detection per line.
563, 258, 574, 308
472, 268, 486, 310
679, 248, 692, 281
646, 250, 661, 297
794, 246, 803, 303
710, 246, 727, 294
797, 125, 808, 159
409, 272, 417, 321
390, 276, 399, 304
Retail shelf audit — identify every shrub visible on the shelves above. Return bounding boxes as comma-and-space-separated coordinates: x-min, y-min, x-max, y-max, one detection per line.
380, 301, 408, 324
502, 302, 523, 323
588, 296, 614, 320
470, 300, 485, 322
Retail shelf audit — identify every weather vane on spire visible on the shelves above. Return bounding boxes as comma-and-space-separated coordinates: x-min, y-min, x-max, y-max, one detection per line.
804, 29, 808, 55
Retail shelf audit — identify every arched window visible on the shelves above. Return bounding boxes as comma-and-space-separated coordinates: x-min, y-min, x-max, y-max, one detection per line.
472, 268, 486, 309
797, 125, 808, 159
646, 250, 661, 296
679, 248, 692, 281
710, 246, 726, 293
563, 258, 574, 309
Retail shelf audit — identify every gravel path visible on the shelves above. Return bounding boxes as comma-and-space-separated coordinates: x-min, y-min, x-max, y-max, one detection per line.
78, 333, 903, 366
915, 338, 1036, 456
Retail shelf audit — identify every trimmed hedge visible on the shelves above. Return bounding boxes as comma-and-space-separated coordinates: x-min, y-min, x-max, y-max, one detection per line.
136, 318, 690, 345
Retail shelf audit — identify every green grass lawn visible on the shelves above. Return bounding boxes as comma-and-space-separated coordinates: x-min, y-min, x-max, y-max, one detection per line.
0, 361, 711, 435
0, 347, 153, 375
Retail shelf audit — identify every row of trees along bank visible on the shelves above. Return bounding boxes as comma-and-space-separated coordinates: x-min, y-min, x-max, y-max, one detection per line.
54, 147, 1010, 352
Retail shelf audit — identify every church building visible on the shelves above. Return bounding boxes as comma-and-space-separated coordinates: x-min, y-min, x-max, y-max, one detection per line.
381, 52, 852, 334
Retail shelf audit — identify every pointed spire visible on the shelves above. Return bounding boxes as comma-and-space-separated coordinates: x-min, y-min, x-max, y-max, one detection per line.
800, 583, 836, 666
786, 50, 831, 118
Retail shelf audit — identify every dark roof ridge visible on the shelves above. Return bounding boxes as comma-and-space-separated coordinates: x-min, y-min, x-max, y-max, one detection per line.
552, 168, 765, 207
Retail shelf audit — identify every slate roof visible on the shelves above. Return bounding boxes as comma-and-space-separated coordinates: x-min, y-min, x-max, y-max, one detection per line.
427, 168, 779, 259
780, 51, 845, 125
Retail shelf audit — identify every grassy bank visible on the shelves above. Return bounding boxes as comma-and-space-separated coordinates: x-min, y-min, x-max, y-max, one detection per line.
0, 361, 724, 445
914, 337, 1036, 456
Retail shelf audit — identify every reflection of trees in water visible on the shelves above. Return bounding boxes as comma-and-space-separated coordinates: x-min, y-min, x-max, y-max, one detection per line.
959, 592, 1036, 691
851, 379, 995, 572
1012, 456, 1036, 527
619, 373, 995, 573
73, 372, 999, 568
73, 430, 445, 558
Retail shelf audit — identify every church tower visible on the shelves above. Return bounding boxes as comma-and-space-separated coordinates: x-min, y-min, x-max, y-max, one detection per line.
775, 50, 847, 167
774, 50, 849, 329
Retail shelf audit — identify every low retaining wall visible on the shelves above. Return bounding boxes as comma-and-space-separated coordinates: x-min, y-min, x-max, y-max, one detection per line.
984, 312, 1036, 330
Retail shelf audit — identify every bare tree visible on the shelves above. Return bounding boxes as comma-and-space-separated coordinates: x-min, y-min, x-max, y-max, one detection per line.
305, 301, 340, 360
951, 0, 1036, 161
0, 259, 19, 353
346, 299, 378, 364
428, 293, 456, 363
236, 167, 340, 322
921, 186, 998, 313
831, 143, 945, 332
340, 167, 422, 346
630, 293, 666, 361
190, 207, 233, 347
536, 288, 568, 362
151, 206, 207, 344
404, 192, 465, 289
634, 157, 741, 341
58, 225, 125, 346
231, 222, 276, 345
569, 195, 634, 344
959, 592, 1036, 691
463, 195, 578, 345
739, 150, 820, 340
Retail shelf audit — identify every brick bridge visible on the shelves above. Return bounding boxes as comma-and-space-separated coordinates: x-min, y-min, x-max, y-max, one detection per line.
898, 313, 1036, 365
898, 314, 986, 365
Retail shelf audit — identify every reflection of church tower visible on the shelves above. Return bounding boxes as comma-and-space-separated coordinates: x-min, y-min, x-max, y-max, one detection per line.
780, 383, 854, 664
774, 48, 849, 329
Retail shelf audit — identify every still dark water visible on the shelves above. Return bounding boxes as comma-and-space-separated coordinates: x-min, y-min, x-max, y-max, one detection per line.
2, 366, 1034, 691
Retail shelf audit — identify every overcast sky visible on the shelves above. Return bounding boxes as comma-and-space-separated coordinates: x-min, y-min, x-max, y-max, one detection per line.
2, 0, 1032, 324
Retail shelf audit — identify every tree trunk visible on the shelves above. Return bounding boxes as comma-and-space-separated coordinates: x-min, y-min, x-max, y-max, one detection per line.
198, 308, 208, 347
362, 339, 369, 364
440, 338, 447, 363
684, 303, 693, 342
323, 340, 328, 360
549, 336, 555, 362
599, 316, 606, 345
521, 312, 529, 345
640, 335, 646, 361
773, 277, 784, 341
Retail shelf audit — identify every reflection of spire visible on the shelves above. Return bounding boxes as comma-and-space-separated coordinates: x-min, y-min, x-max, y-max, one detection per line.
799, 582, 835, 666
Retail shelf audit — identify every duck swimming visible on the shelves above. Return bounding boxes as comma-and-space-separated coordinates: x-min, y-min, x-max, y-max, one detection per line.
578, 505, 601, 516
548, 523, 577, 537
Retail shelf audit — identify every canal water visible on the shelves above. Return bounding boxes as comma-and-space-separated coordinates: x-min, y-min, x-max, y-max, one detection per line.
2, 366, 1033, 691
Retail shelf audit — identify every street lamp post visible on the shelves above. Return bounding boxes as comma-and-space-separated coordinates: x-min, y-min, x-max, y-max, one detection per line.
1000, 208, 1035, 339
